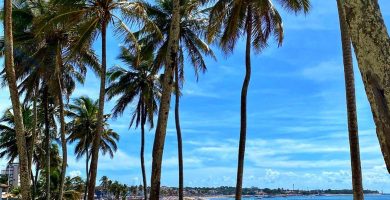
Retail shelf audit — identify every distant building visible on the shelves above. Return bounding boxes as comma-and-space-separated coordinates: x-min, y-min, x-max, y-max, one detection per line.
1, 163, 20, 187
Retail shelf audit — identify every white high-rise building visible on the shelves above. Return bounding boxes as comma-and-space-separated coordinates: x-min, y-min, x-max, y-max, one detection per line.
1, 163, 20, 187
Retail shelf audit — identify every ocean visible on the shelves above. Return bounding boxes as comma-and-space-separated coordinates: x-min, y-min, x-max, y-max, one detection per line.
212, 195, 390, 200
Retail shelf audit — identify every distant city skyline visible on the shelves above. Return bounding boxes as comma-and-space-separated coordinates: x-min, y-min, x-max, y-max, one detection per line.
1, 0, 390, 193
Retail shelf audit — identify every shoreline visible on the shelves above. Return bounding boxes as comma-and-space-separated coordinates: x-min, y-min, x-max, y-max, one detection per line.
160, 193, 386, 200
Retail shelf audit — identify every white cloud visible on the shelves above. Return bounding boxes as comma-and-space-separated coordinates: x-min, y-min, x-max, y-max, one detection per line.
302, 61, 343, 82
67, 149, 139, 173
162, 156, 203, 168
68, 170, 82, 178
182, 82, 220, 98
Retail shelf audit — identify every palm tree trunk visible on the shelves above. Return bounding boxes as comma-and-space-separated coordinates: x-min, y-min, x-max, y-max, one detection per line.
343, 0, 390, 173
337, 1, 364, 199
28, 85, 38, 174
56, 43, 68, 200
88, 19, 108, 200
3, 0, 31, 199
235, 7, 252, 200
140, 116, 148, 200
28, 85, 38, 200
43, 86, 51, 200
84, 139, 89, 200
57, 85, 67, 200
174, 65, 184, 200
149, 0, 180, 199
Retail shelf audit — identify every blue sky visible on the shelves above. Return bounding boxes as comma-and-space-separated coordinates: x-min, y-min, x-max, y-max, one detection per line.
1, 0, 390, 193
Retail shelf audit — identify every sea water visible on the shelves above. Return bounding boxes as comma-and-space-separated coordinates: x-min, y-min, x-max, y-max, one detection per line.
213, 195, 390, 200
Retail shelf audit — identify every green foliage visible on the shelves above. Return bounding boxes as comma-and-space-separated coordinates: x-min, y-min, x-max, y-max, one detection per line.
0, 105, 41, 163
137, 0, 215, 83
67, 96, 120, 159
106, 47, 160, 129
207, 0, 310, 54
10, 186, 21, 196
0, 174, 8, 184
63, 176, 85, 200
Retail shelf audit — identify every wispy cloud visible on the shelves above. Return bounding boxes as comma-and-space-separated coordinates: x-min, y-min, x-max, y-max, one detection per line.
302, 60, 343, 82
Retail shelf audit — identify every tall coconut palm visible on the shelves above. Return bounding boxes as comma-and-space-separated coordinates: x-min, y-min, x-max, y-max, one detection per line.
33, 2, 101, 197
67, 96, 119, 200
68, 127, 119, 200
336, 0, 364, 199
1, 3, 51, 196
146, 0, 180, 198
106, 46, 160, 200
207, 1, 310, 199
0, 0, 38, 180
138, 1, 214, 198
66, 96, 98, 200
50, 2, 159, 197
0, 98, 57, 199
0, 104, 58, 199
3, 0, 31, 198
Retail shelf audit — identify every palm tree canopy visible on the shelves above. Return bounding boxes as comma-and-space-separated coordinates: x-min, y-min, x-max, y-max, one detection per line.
137, 0, 215, 82
0, 0, 100, 105
67, 96, 119, 159
207, 0, 310, 54
106, 46, 160, 129
47, 0, 162, 66
0, 106, 34, 163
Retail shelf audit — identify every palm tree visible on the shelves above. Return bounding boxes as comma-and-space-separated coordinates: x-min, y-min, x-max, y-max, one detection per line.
336, 0, 364, 199
99, 176, 110, 197
0, 101, 49, 198
207, 1, 310, 199
342, 0, 390, 173
138, 1, 214, 198
146, 0, 180, 198
2, 1, 99, 198
1, 0, 38, 179
31, 2, 101, 197
64, 176, 85, 200
67, 96, 97, 200
106, 46, 160, 200
50, 2, 159, 197
3, 0, 31, 198
67, 96, 119, 200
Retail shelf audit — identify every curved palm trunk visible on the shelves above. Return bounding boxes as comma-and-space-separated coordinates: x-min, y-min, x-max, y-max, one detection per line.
43, 87, 51, 200
337, 2, 365, 199
235, 8, 252, 200
343, 0, 390, 173
337, 1, 364, 199
140, 115, 148, 200
149, 0, 181, 199
57, 88, 67, 200
3, 0, 31, 199
56, 43, 68, 200
174, 65, 184, 200
88, 19, 108, 200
